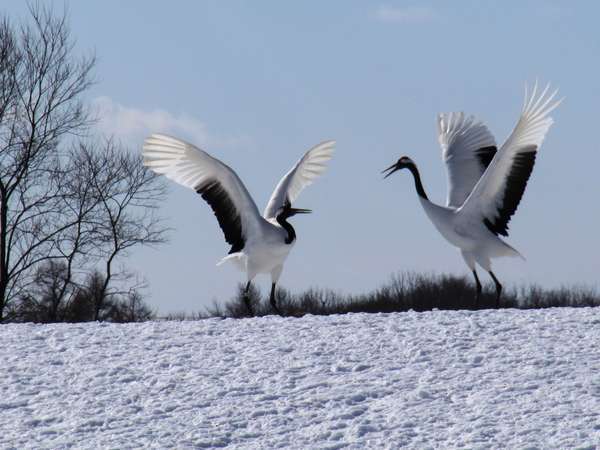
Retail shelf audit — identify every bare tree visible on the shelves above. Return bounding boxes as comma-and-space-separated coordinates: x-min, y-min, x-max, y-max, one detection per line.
0, 4, 95, 320
15, 260, 70, 322
80, 139, 168, 320
0, 5, 168, 323
110, 291, 155, 323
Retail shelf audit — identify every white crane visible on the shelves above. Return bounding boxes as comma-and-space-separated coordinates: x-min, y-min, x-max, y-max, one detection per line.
142, 134, 335, 315
383, 83, 561, 308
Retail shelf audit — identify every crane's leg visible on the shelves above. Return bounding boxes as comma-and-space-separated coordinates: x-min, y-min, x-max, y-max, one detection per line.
270, 265, 284, 316
472, 270, 482, 309
488, 271, 502, 308
243, 281, 254, 316
461, 251, 479, 309
269, 283, 282, 316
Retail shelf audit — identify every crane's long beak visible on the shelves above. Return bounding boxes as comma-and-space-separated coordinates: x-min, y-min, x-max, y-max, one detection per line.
382, 163, 399, 179
290, 207, 312, 215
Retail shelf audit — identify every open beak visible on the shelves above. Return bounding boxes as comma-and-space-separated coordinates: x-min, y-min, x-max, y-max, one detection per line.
290, 207, 312, 215
382, 163, 400, 179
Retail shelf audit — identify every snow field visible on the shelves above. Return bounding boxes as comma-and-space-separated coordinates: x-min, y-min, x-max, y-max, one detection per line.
1, 308, 599, 449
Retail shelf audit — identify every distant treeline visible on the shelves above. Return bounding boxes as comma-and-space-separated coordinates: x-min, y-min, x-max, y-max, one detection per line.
5, 266, 155, 324
162, 272, 600, 320
11, 271, 598, 323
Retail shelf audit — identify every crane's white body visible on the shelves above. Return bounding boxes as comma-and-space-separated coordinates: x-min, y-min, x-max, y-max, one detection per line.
217, 219, 294, 283
416, 83, 561, 274
418, 197, 520, 272
142, 134, 335, 286
384, 82, 560, 288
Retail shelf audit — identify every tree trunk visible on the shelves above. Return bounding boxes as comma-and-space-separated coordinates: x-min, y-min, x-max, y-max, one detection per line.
94, 252, 115, 322
0, 190, 8, 322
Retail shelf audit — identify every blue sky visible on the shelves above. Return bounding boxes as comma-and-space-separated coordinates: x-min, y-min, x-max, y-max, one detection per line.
4, 1, 599, 313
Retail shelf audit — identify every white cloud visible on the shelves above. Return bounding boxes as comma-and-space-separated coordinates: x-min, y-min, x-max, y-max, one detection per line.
374, 5, 436, 24
91, 97, 247, 150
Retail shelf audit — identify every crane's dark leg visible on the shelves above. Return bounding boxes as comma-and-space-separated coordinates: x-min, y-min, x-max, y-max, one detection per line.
489, 271, 502, 309
243, 281, 253, 316
472, 270, 482, 309
270, 282, 282, 316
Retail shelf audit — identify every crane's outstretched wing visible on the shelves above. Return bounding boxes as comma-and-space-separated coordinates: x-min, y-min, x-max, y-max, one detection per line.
142, 134, 263, 253
459, 83, 562, 236
438, 112, 497, 207
263, 140, 335, 219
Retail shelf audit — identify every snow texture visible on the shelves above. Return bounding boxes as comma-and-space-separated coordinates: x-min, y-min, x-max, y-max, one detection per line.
1, 308, 599, 449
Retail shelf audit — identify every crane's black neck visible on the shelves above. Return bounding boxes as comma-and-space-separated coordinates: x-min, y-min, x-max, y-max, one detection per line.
406, 162, 428, 200
276, 214, 296, 244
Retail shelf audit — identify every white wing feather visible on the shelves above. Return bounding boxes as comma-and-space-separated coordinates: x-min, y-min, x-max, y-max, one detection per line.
438, 112, 497, 207
459, 82, 562, 235
263, 140, 335, 219
142, 134, 263, 241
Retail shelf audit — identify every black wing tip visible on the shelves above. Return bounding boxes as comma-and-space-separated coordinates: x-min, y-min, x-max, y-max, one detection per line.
483, 148, 537, 237
475, 146, 498, 169
483, 218, 509, 237
196, 180, 246, 253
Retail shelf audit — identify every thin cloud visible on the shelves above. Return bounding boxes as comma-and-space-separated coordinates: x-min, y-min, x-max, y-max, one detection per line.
91, 96, 247, 150
374, 5, 436, 24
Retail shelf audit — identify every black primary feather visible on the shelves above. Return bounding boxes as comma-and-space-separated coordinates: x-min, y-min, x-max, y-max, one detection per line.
196, 180, 245, 253
484, 146, 537, 236
475, 145, 497, 169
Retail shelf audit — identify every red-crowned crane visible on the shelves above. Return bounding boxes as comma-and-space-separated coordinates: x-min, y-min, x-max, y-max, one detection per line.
383, 83, 561, 308
143, 135, 335, 315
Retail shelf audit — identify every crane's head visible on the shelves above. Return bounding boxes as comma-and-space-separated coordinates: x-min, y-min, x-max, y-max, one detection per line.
382, 156, 414, 178
277, 201, 312, 220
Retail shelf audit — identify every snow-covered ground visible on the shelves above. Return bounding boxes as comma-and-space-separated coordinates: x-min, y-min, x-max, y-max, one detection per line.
1, 308, 599, 449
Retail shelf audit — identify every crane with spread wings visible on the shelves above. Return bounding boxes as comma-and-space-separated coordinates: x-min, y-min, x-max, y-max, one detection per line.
383, 83, 561, 307
143, 135, 335, 315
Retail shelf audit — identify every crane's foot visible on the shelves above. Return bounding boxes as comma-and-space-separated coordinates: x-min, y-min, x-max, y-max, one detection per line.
243, 281, 254, 316
489, 271, 502, 309
270, 283, 283, 316
270, 297, 282, 316
472, 270, 482, 310
243, 295, 254, 316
